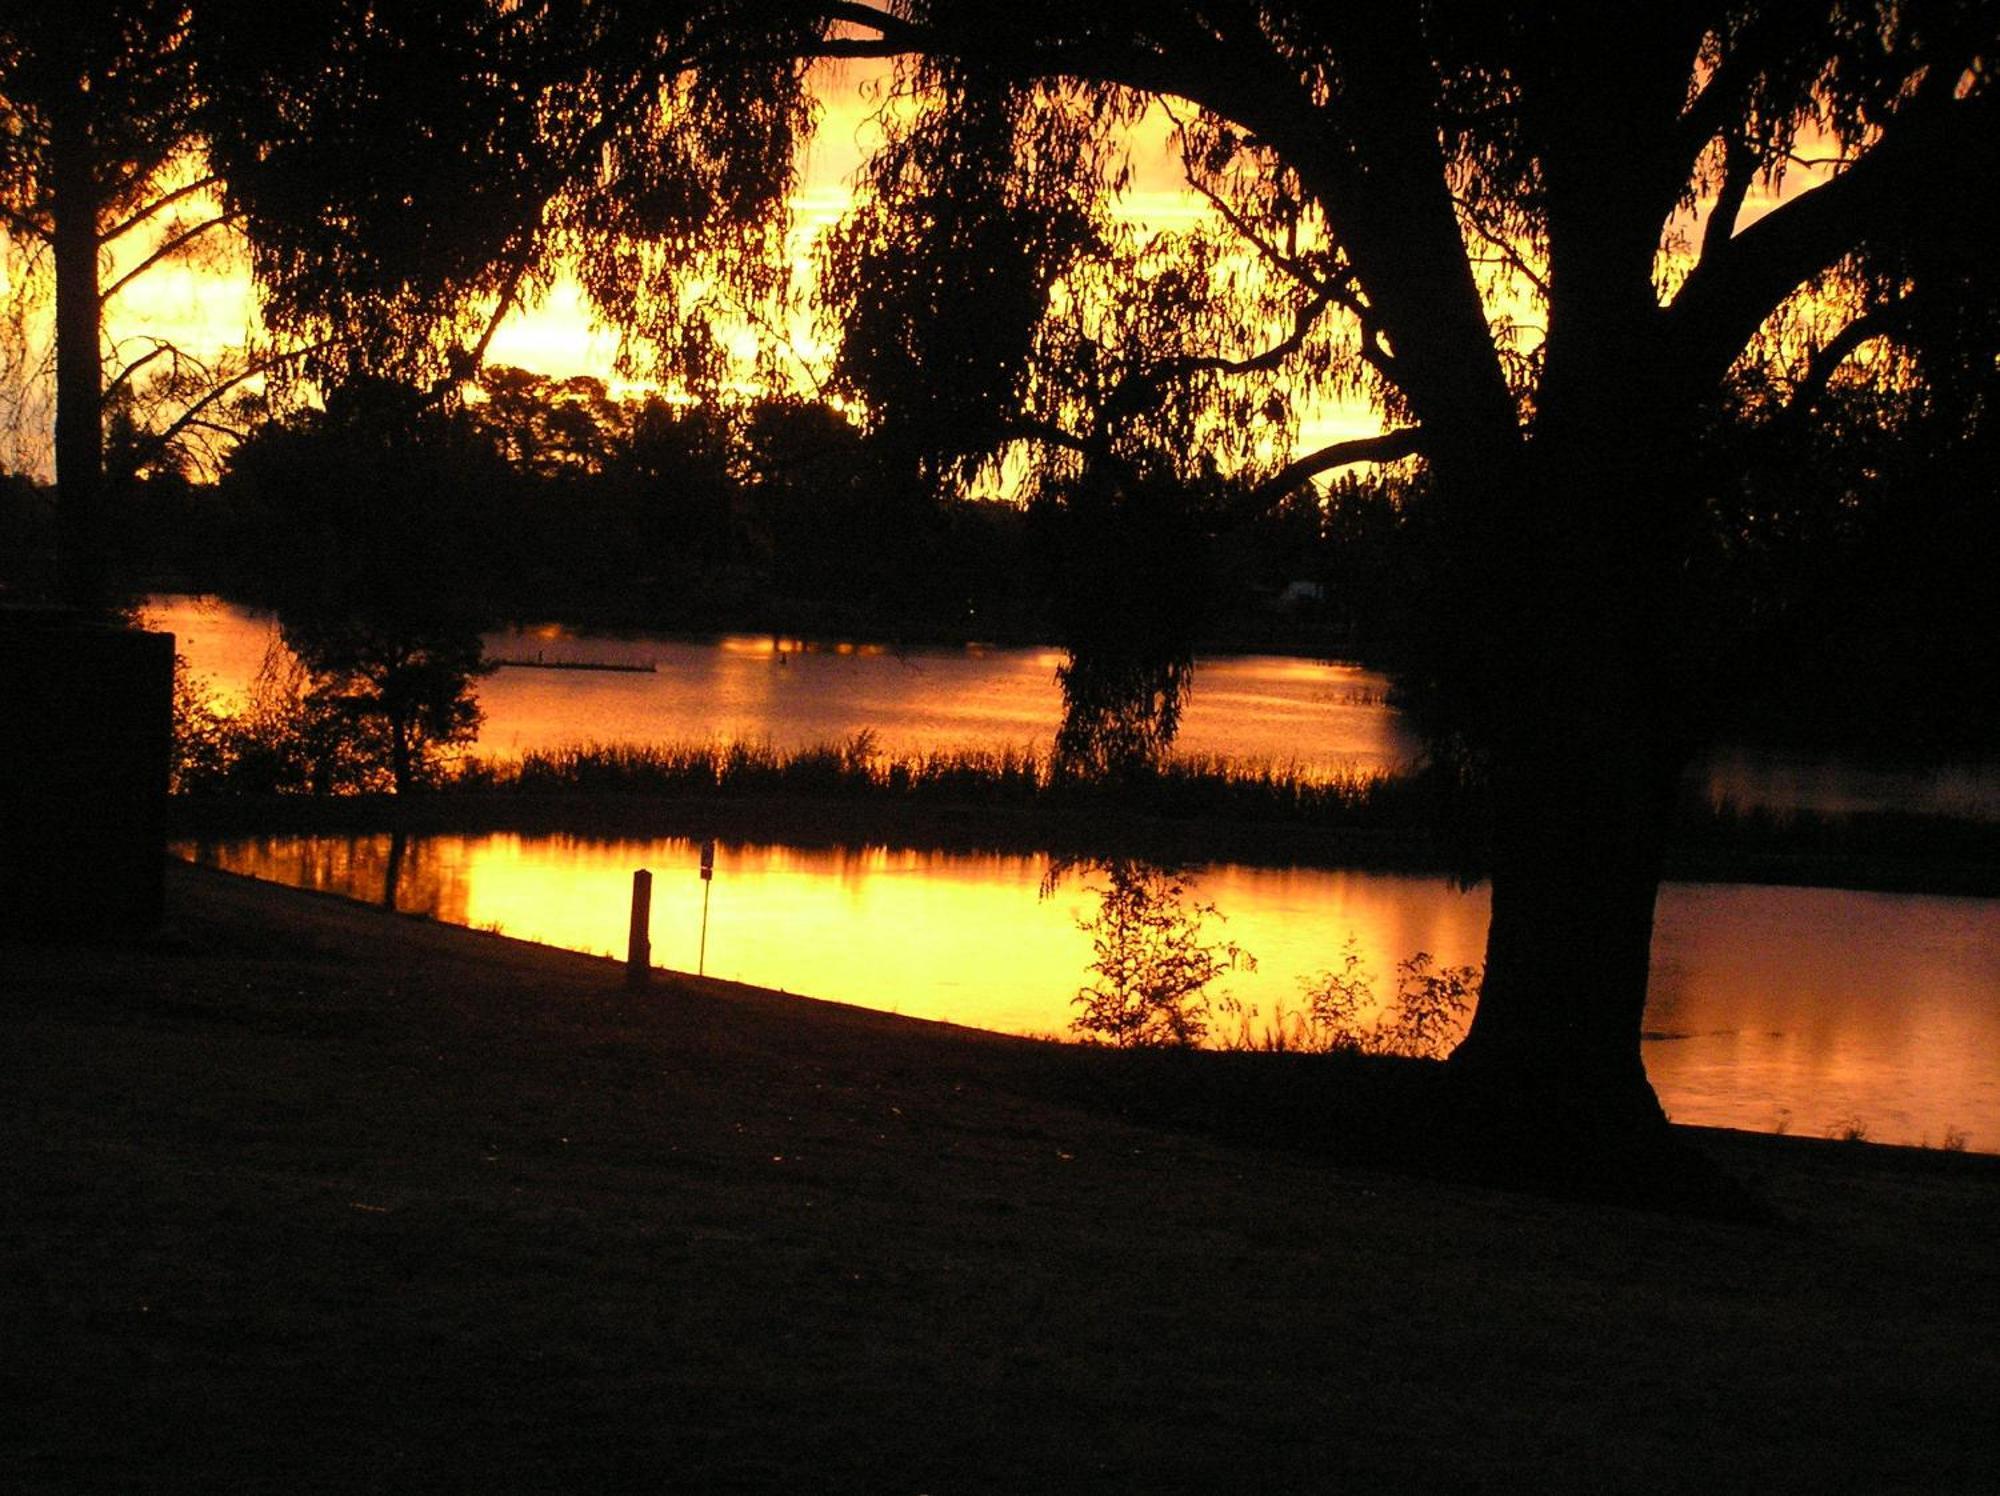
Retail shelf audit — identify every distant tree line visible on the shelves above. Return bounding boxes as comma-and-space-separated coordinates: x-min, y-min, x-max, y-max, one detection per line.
3, 364, 1992, 762
4, 365, 1389, 646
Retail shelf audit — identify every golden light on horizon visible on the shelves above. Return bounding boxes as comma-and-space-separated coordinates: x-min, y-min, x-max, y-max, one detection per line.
24, 61, 1386, 478
4, 59, 1857, 484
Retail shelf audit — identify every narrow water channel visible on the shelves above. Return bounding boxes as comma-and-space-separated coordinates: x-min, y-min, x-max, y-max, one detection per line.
177, 832, 2000, 1152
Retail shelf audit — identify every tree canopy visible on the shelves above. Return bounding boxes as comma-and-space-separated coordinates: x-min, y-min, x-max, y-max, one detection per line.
187, 2, 2000, 1146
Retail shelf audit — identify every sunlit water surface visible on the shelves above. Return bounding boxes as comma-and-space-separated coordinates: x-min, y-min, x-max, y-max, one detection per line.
148, 595, 1419, 780
178, 833, 2000, 1152
149, 594, 2000, 816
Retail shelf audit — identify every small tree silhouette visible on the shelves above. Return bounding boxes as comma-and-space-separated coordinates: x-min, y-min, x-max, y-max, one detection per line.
1294, 939, 1480, 1059
1067, 859, 1254, 1048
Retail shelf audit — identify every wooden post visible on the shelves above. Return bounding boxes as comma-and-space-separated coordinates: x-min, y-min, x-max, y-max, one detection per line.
698, 839, 715, 977
626, 869, 652, 990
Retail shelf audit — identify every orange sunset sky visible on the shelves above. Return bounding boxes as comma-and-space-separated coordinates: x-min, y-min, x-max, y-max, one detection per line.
2, 59, 1821, 482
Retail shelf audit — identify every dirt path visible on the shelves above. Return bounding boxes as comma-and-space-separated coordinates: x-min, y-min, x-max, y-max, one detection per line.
5, 862, 1995, 1492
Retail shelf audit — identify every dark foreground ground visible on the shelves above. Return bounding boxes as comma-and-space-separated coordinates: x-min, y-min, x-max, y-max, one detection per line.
5, 863, 1996, 1494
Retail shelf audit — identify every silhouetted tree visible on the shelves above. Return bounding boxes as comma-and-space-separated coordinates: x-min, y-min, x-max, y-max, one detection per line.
221, 379, 497, 792
279, 615, 486, 795
803, 5, 1999, 1141
1067, 858, 1254, 1048
0, 0, 305, 611
207, 4, 1998, 1145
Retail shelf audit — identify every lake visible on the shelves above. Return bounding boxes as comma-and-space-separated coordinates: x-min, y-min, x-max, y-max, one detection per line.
176, 831, 2000, 1152
147, 595, 1421, 782
153, 594, 2000, 1149
147, 593, 2000, 818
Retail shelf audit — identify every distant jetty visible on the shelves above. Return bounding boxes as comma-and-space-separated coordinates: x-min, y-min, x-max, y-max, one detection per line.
490, 654, 657, 674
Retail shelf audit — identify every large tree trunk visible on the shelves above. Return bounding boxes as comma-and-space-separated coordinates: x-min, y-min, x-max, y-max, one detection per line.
50, 87, 106, 616
1437, 395, 1704, 1147
1449, 712, 1688, 1138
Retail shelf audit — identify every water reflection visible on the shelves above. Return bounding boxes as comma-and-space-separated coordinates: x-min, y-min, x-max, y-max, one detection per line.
1644, 885, 2000, 1145
176, 833, 1999, 1150
152, 594, 1999, 817
146, 595, 1422, 780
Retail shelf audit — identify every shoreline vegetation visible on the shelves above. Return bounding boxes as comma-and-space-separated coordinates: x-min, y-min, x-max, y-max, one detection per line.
169, 737, 2000, 897
7, 861, 1995, 1490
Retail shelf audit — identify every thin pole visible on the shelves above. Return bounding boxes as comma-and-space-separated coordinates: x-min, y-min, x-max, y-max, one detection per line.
698, 876, 712, 977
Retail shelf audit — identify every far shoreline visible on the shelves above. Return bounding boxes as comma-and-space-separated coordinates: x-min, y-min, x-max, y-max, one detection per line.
168, 787, 2000, 899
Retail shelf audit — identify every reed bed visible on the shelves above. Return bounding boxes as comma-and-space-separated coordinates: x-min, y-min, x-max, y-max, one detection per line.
461, 735, 1435, 831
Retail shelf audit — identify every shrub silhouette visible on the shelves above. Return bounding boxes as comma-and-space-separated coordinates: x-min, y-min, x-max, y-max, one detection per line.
1065, 859, 1254, 1048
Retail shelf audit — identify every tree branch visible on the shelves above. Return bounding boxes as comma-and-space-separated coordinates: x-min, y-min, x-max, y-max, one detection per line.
124, 340, 332, 472
1674, 11, 1810, 183
103, 342, 172, 403
997, 415, 1094, 456
1244, 427, 1426, 510
101, 172, 225, 245
1695, 126, 1760, 271
1453, 196, 1552, 302
1160, 100, 1341, 298
99, 211, 241, 305
1114, 293, 1330, 413
1784, 296, 1922, 419
1666, 92, 1996, 392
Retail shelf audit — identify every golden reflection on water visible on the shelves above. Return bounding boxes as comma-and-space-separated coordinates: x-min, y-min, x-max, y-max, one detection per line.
177, 834, 1486, 1042
176, 833, 2000, 1149
145, 596, 1421, 779
1641, 884, 2000, 1145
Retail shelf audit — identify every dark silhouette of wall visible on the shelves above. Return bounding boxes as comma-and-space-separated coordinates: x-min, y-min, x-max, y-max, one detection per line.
1, 610, 173, 939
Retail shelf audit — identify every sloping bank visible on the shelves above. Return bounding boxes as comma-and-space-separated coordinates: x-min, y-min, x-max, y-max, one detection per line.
3, 861, 1995, 1492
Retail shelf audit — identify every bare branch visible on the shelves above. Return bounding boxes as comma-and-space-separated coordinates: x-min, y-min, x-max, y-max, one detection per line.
1244, 427, 1425, 509
124, 339, 333, 471
103, 342, 173, 402
101, 173, 225, 245
99, 211, 241, 305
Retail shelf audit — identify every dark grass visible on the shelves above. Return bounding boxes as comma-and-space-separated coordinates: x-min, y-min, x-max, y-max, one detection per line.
5, 863, 1997, 1492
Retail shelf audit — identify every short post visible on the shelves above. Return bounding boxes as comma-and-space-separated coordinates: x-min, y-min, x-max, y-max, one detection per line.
697, 839, 715, 977
626, 868, 653, 990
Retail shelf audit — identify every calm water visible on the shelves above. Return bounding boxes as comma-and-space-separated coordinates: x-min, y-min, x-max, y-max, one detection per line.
177, 832, 2000, 1152
155, 593, 2000, 1147
147, 595, 1420, 780
148, 593, 2000, 816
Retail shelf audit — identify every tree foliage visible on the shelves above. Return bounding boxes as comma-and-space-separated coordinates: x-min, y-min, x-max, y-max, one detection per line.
1067, 858, 1254, 1049
195, 2, 1999, 1126
197, 0, 825, 393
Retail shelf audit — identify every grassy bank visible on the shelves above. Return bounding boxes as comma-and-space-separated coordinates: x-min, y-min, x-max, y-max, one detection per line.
168, 738, 2000, 895
5, 863, 1996, 1491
